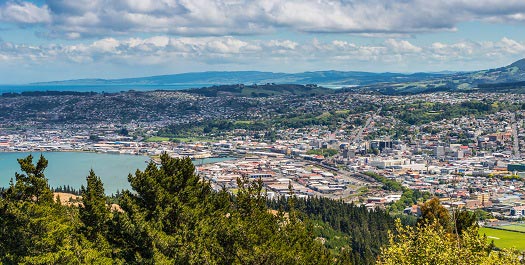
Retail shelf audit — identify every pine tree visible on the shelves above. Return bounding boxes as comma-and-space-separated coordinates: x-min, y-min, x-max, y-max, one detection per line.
4, 154, 53, 203
80, 169, 110, 240
1, 153, 338, 264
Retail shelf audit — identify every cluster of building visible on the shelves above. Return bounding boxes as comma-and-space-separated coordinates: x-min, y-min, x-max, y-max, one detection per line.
2, 91, 525, 221
197, 154, 363, 200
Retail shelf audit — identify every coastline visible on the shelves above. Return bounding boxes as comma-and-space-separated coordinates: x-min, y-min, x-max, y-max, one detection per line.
0, 152, 233, 194
0, 149, 148, 156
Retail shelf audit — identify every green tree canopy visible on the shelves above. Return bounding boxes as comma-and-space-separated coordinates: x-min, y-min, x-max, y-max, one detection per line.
79, 169, 110, 240
378, 220, 521, 265
418, 197, 451, 231
111, 153, 332, 264
0, 155, 114, 264
4, 154, 53, 203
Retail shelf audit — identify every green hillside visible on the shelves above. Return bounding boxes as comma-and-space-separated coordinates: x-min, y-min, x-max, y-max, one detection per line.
353, 58, 525, 94
184, 83, 334, 97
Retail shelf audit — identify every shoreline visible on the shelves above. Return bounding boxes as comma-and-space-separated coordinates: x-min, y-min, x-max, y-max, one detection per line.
0, 150, 234, 164
0, 149, 150, 158
0, 152, 234, 194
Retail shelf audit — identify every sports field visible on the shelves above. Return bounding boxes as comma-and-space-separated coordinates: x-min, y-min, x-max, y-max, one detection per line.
498, 224, 525, 233
479, 227, 525, 250
145, 136, 170, 142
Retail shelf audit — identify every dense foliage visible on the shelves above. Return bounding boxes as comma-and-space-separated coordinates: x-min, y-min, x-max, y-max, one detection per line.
269, 196, 395, 265
0, 154, 332, 264
307, 148, 339, 157
390, 189, 431, 212
379, 198, 521, 265
362, 172, 404, 192
378, 220, 521, 265
183, 84, 333, 97
380, 100, 517, 125
1, 155, 516, 264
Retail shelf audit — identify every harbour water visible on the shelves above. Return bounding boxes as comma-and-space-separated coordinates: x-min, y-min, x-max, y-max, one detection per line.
0, 152, 231, 194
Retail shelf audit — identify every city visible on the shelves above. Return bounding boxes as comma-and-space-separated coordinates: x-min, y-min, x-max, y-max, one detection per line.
2, 0, 525, 263
2, 90, 525, 222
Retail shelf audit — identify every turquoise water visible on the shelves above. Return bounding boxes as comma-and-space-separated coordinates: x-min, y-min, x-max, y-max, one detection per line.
0, 152, 230, 195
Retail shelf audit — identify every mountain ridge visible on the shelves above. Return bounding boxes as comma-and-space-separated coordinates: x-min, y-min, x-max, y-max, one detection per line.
31, 70, 447, 87
29, 58, 525, 95
510, 58, 525, 70
350, 58, 525, 94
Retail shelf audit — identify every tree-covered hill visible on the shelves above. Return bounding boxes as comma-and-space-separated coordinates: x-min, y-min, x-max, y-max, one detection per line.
351, 58, 525, 95
0, 154, 333, 264
269, 196, 395, 265
1, 154, 518, 264
31, 70, 444, 87
182, 83, 334, 97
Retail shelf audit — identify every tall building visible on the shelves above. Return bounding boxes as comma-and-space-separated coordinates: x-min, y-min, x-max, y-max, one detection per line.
434, 146, 445, 158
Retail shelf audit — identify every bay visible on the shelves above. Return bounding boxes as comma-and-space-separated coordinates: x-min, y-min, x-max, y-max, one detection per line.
0, 152, 231, 195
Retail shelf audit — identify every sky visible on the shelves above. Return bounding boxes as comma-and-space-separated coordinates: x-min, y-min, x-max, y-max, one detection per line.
1, 0, 525, 83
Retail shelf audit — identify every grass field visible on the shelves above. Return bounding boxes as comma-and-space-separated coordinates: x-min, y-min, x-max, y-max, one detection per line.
145, 136, 170, 142
145, 136, 214, 143
233, 120, 254, 125
499, 224, 525, 233
172, 137, 213, 143
479, 227, 525, 250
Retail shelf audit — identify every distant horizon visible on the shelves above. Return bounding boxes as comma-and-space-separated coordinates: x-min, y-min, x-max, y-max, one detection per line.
0, 67, 484, 86
1, 1, 525, 83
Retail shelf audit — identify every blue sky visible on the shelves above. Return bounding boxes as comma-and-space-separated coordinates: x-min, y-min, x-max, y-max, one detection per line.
0, 0, 525, 83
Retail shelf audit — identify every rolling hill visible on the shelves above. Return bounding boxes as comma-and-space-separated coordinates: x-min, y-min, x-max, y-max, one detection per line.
182, 83, 334, 97
29, 58, 525, 95
32, 70, 445, 88
352, 58, 525, 94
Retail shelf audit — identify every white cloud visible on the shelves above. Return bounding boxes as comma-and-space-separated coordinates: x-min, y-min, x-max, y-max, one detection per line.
1, 1, 525, 38
265, 40, 298, 50
91, 38, 121, 53
498, 37, 525, 54
0, 1, 51, 24
0, 36, 523, 75
384, 39, 422, 53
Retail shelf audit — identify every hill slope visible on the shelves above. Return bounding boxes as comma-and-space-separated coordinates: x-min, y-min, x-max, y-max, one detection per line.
353, 58, 525, 94
32, 71, 445, 87
182, 83, 334, 97
31, 58, 525, 95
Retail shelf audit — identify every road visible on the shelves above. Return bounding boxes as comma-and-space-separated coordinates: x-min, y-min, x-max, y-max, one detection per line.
298, 158, 380, 200
324, 171, 383, 201
511, 113, 520, 158
350, 107, 382, 145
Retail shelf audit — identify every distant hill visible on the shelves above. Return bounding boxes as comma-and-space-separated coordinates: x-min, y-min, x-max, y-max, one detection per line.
32, 70, 446, 87
182, 83, 334, 97
31, 58, 525, 95
352, 58, 525, 94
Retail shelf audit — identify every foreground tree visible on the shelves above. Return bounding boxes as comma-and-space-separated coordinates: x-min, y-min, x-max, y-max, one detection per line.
79, 170, 110, 239
378, 220, 521, 265
0, 155, 113, 264
418, 197, 451, 231
380, 197, 522, 264
0, 153, 341, 264
222, 177, 332, 264
4, 154, 53, 203
268, 194, 395, 264
111, 153, 331, 264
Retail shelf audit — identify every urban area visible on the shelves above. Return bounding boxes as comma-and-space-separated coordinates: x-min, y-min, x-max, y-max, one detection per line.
1, 89, 525, 224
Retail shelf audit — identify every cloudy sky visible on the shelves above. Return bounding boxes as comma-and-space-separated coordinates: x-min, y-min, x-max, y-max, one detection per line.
1, 0, 525, 83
